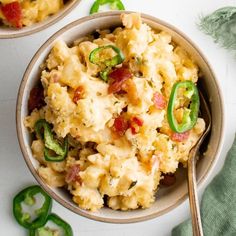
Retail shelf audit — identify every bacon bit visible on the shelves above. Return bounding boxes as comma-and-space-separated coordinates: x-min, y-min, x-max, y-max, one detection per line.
130, 116, 143, 135
113, 116, 129, 136
73, 86, 85, 104
171, 131, 190, 142
28, 85, 45, 113
1, 2, 22, 28
160, 173, 176, 186
65, 164, 81, 184
130, 125, 138, 135
132, 116, 144, 126
116, 90, 127, 95
108, 68, 132, 94
153, 92, 166, 110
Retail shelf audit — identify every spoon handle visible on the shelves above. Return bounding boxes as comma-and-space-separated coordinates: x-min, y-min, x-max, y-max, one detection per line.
187, 150, 204, 236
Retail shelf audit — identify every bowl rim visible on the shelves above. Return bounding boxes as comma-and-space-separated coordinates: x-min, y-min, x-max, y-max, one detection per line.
0, 0, 81, 39
16, 10, 225, 223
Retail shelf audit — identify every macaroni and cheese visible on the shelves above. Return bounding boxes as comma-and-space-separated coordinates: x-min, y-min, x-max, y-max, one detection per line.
0, 0, 66, 28
25, 13, 205, 211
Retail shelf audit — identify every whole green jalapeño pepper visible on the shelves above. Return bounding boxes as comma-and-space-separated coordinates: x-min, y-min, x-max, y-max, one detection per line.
167, 81, 200, 133
13, 185, 52, 230
29, 213, 73, 236
35, 119, 68, 162
90, 0, 125, 15
89, 45, 125, 82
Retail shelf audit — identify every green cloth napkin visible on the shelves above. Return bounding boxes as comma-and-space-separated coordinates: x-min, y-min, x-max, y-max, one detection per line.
172, 134, 236, 236
198, 7, 236, 51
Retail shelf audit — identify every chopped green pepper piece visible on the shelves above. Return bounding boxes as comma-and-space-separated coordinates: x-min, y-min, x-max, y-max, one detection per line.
13, 185, 52, 230
29, 213, 73, 236
167, 81, 200, 133
90, 0, 125, 15
44, 137, 68, 162
89, 45, 124, 82
35, 119, 68, 162
32, 227, 54, 236
89, 45, 124, 67
99, 67, 112, 82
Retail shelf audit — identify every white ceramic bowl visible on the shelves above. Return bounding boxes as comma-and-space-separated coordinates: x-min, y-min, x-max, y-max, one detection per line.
16, 11, 225, 223
0, 0, 81, 39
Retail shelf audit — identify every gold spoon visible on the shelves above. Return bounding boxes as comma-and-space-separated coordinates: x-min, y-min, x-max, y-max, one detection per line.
187, 91, 211, 236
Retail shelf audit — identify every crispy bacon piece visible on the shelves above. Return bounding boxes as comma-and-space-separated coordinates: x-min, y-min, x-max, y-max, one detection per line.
130, 116, 143, 135
73, 86, 85, 104
160, 173, 176, 186
1, 2, 22, 28
65, 164, 81, 184
108, 68, 140, 106
153, 92, 166, 110
132, 116, 144, 126
130, 125, 138, 135
113, 116, 129, 136
108, 68, 132, 94
28, 85, 45, 113
171, 131, 190, 142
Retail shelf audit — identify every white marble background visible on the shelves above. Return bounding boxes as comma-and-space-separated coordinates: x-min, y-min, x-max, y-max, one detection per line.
0, 0, 236, 235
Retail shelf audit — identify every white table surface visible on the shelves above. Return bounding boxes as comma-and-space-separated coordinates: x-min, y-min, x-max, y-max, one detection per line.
1, 0, 236, 235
